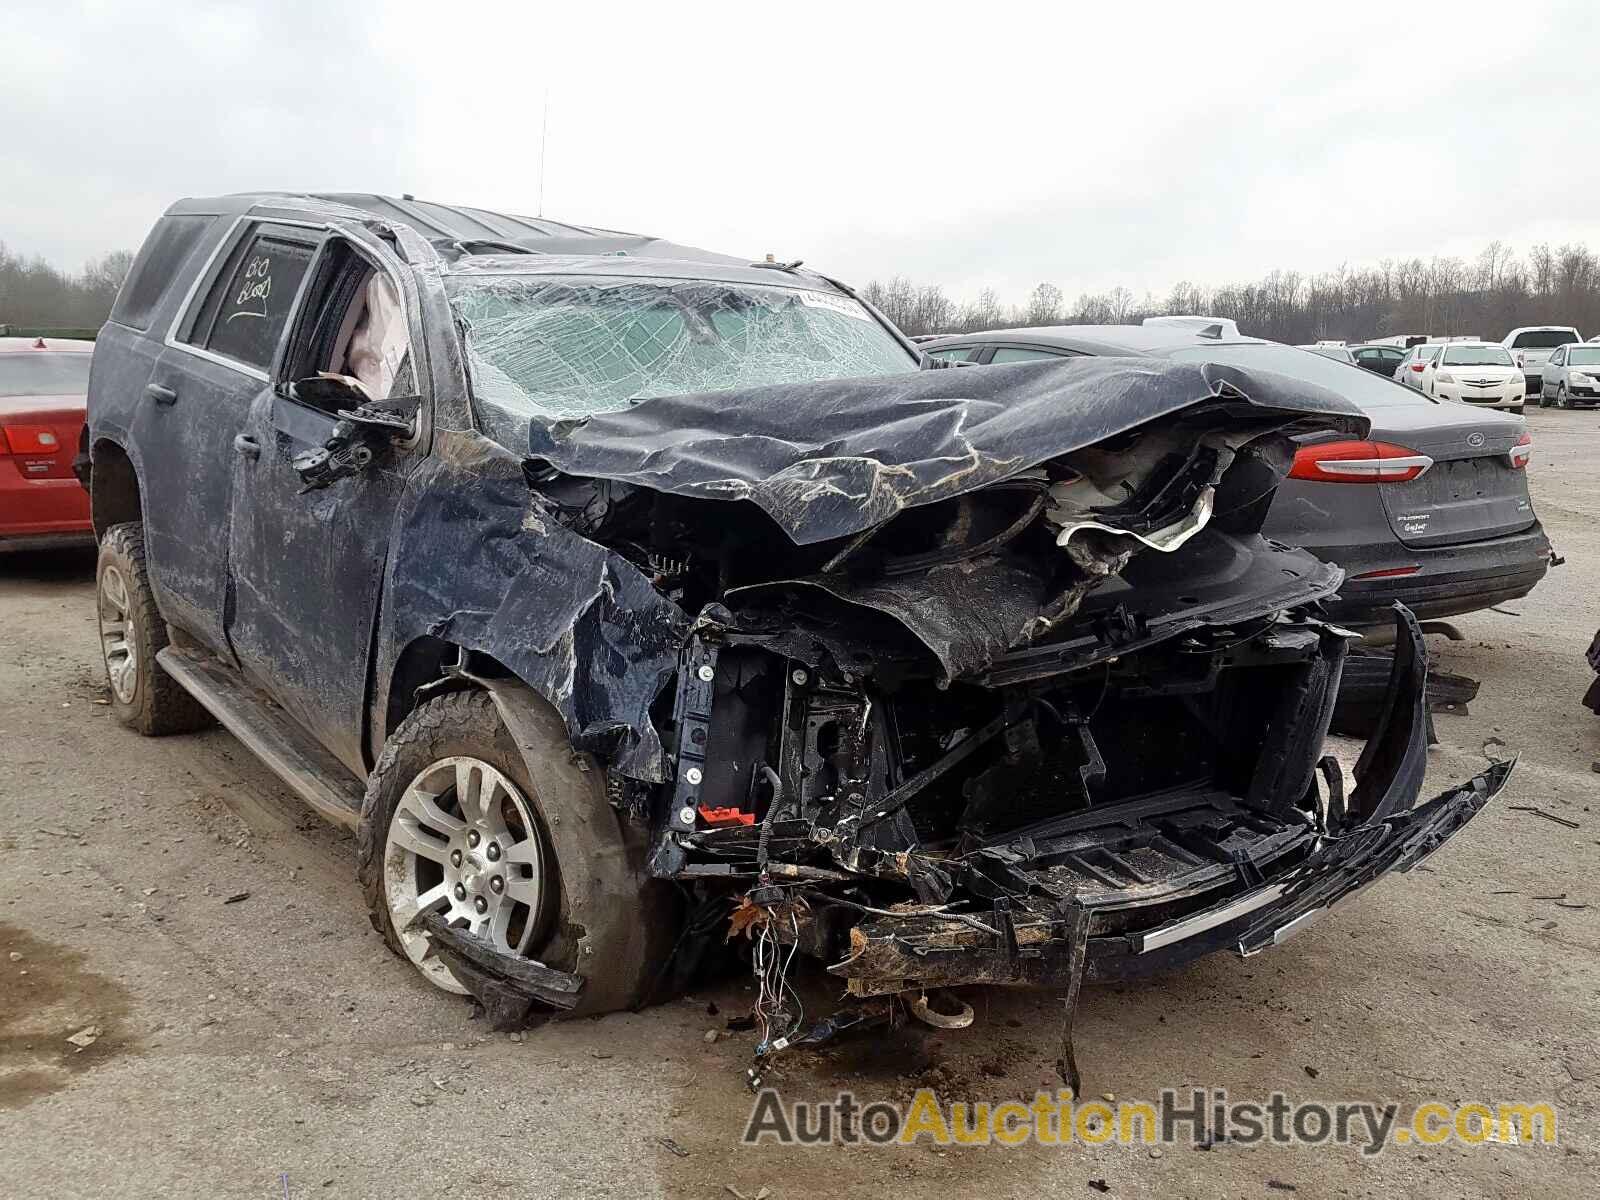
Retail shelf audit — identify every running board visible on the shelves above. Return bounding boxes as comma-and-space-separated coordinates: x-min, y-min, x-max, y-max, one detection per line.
156, 647, 366, 830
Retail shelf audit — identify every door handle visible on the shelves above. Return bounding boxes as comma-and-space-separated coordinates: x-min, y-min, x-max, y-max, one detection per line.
144, 383, 177, 407
233, 434, 261, 461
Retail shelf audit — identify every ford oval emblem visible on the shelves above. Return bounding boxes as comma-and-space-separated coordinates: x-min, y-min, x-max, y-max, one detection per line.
1467, 432, 1486, 448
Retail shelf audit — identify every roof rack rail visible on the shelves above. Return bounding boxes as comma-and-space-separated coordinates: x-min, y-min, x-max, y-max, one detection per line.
442, 238, 541, 258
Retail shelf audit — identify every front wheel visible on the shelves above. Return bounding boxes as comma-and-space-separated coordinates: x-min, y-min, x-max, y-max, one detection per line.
1557, 386, 1569, 410
1510, 404, 1525, 415
357, 689, 679, 1014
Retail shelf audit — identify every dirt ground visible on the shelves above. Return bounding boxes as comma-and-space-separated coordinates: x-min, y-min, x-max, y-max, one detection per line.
1, 407, 1596, 1198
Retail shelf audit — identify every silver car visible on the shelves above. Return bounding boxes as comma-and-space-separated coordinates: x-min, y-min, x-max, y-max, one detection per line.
1537, 342, 1600, 409
1392, 342, 1443, 389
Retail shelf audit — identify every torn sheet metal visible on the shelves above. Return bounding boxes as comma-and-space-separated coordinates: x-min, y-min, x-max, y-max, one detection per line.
521, 357, 1367, 545
377, 429, 689, 781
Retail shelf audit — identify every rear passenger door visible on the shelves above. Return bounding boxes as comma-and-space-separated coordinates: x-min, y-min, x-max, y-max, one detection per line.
139, 220, 319, 654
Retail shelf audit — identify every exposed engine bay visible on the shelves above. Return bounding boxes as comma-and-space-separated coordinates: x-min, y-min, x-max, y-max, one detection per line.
448, 356, 1510, 1074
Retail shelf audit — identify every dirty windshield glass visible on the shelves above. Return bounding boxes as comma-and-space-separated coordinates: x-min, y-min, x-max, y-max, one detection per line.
449, 274, 918, 445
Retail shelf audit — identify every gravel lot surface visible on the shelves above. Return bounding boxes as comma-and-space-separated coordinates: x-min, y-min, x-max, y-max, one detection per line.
1, 407, 1596, 1198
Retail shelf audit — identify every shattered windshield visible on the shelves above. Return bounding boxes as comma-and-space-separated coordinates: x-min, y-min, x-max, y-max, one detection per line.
449, 274, 919, 444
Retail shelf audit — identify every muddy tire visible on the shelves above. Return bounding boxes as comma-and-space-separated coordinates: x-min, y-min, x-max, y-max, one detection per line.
356, 689, 680, 1015
95, 522, 213, 736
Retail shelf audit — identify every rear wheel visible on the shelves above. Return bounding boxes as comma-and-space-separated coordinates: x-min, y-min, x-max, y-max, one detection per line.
95, 523, 213, 736
357, 690, 679, 1014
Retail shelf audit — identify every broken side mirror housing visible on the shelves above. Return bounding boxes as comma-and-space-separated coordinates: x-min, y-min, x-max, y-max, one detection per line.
289, 398, 417, 491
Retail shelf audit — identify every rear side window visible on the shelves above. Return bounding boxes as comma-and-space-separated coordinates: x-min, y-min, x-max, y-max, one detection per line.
109, 215, 215, 331
989, 346, 1068, 363
182, 226, 319, 372
924, 346, 976, 362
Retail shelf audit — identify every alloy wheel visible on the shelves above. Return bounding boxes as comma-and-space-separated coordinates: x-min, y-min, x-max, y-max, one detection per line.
97, 565, 138, 705
382, 755, 550, 994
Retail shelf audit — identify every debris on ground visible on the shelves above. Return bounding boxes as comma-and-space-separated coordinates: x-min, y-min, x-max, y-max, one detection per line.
65, 1024, 102, 1051
657, 1136, 691, 1158
1331, 647, 1480, 738
223, 891, 251, 904
1508, 805, 1581, 830
1088, 1181, 1111, 1194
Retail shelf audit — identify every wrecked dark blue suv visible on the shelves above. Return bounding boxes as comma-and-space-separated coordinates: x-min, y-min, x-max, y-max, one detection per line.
83, 193, 1508, 1062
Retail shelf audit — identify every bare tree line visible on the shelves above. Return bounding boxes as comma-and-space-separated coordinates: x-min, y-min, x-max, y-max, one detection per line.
0, 244, 134, 329
6, 237, 1600, 346
863, 242, 1600, 343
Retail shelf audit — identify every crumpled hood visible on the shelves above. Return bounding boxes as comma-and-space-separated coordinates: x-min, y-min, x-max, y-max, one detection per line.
524, 356, 1368, 545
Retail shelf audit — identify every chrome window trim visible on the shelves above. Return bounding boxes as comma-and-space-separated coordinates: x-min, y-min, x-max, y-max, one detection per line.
163, 214, 327, 380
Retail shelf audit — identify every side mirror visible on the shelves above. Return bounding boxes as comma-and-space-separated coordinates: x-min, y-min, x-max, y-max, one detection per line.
290, 398, 416, 492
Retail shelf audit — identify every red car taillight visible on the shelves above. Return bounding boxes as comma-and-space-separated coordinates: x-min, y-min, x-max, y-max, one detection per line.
1509, 432, 1532, 470
1288, 440, 1434, 484
0, 424, 62, 455
1409, 362, 1425, 372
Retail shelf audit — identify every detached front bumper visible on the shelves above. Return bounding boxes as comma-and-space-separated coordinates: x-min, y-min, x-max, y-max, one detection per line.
829, 606, 1511, 995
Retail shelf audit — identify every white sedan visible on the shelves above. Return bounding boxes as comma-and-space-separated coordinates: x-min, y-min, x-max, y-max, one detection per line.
1419, 342, 1526, 412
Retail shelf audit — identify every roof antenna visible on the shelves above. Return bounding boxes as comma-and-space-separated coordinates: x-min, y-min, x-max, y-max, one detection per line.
537, 88, 550, 218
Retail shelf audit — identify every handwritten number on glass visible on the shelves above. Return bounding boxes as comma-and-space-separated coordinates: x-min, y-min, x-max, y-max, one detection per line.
229, 254, 272, 322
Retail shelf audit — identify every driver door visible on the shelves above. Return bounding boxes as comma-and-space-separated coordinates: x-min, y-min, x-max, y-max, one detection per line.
225, 235, 422, 775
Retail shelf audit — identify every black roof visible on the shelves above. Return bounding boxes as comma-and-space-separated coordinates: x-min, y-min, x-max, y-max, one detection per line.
164, 191, 750, 269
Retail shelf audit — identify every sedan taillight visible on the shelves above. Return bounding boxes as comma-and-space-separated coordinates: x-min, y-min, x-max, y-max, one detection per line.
1288, 440, 1434, 484
0, 424, 61, 455
1509, 432, 1532, 470
1409, 362, 1425, 372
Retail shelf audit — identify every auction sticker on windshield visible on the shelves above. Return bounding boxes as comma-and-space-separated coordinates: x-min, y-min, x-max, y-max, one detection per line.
797, 290, 873, 321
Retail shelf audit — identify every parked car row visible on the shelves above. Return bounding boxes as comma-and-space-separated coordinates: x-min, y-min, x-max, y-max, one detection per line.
72, 192, 1515, 1023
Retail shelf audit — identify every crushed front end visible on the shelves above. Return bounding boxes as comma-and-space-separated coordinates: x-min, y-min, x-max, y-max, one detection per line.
512, 356, 1511, 1057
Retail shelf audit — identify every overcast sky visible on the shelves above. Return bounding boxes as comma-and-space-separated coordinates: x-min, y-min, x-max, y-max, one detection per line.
4, 0, 1597, 303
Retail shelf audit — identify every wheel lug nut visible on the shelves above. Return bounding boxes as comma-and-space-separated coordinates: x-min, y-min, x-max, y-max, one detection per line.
453, 884, 466, 901
467, 830, 481, 848
490, 876, 504, 894
473, 896, 488, 914
450, 849, 462, 868
485, 842, 501, 862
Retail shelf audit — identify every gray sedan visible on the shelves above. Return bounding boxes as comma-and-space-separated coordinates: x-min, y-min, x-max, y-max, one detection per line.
919, 324, 1552, 627
1537, 343, 1600, 409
